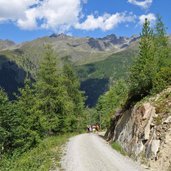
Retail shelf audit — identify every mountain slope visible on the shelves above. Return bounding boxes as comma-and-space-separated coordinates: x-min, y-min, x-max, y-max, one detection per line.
0, 34, 139, 66
0, 34, 139, 105
77, 47, 138, 106
0, 39, 15, 50
0, 34, 170, 106
105, 87, 171, 171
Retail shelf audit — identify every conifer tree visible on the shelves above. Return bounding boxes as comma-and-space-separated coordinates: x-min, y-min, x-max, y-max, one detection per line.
154, 15, 169, 68
130, 18, 155, 97
0, 89, 11, 153
36, 45, 74, 133
152, 16, 171, 92
96, 80, 128, 128
13, 79, 43, 152
63, 64, 85, 131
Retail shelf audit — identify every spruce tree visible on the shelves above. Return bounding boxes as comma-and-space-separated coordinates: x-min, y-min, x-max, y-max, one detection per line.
63, 64, 85, 131
152, 16, 171, 92
154, 15, 169, 68
36, 45, 74, 133
13, 79, 43, 152
130, 18, 155, 97
0, 89, 11, 153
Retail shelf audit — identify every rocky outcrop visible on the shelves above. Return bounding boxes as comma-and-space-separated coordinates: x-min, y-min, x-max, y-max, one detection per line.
0, 39, 15, 50
105, 87, 171, 171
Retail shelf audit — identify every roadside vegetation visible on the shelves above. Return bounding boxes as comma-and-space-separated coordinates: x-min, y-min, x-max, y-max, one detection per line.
111, 142, 127, 156
92, 16, 171, 130
0, 45, 86, 170
0, 134, 74, 171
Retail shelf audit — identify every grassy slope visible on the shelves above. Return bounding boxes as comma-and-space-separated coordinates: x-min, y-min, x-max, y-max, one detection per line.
77, 48, 137, 81
0, 134, 73, 171
4, 36, 171, 106
76, 48, 138, 106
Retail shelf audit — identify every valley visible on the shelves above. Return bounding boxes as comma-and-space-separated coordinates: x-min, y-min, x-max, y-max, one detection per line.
0, 34, 139, 106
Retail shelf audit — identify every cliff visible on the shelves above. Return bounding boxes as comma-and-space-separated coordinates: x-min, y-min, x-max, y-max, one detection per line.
105, 87, 171, 171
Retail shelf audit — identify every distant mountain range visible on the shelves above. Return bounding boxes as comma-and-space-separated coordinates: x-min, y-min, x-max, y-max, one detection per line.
0, 34, 169, 106
0, 33, 139, 65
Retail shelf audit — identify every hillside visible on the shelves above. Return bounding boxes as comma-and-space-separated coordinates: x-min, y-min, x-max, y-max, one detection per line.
105, 87, 171, 171
0, 34, 139, 65
77, 47, 138, 106
0, 34, 170, 106
0, 34, 139, 105
0, 40, 15, 51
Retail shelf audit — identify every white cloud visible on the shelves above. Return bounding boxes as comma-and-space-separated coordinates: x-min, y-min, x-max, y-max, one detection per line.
75, 12, 136, 31
0, 0, 84, 31
0, 0, 38, 20
139, 13, 156, 25
0, 0, 154, 33
128, 0, 153, 9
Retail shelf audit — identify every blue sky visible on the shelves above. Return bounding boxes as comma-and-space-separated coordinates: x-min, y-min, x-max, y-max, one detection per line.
0, 0, 170, 43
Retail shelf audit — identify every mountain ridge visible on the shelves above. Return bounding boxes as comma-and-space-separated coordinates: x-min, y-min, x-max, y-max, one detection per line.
0, 33, 170, 106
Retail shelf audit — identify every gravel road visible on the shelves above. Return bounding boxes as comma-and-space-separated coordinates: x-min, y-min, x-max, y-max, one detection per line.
61, 133, 145, 171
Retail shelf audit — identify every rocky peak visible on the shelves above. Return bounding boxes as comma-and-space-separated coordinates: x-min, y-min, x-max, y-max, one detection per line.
99, 34, 128, 45
103, 34, 117, 40
129, 35, 139, 43
88, 38, 103, 51
49, 33, 70, 39
0, 39, 16, 50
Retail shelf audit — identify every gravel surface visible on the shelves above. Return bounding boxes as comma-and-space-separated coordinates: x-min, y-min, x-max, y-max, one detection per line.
61, 133, 145, 171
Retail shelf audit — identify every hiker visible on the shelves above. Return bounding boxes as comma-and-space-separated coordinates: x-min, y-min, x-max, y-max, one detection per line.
89, 125, 93, 132
92, 125, 96, 133
95, 123, 100, 132
87, 125, 89, 132
87, 125, 92, 133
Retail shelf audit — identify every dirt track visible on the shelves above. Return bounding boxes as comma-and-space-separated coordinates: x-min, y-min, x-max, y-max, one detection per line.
61, 133, 145, 171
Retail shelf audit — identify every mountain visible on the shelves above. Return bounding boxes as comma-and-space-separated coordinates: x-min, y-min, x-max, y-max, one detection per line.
0, 39, 15, 50
0, 33, 140, 105
0, 34, 170, 106
0, 33, 139, 66
0, 34, 144, 105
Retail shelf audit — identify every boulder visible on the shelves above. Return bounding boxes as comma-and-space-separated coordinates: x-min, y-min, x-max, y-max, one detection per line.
151, 140, 160, 158
143, 104, 156, 140
163, 116, 171, 124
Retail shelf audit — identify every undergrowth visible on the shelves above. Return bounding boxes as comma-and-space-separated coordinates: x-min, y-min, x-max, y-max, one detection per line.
0, 134, 74, 171
111, 142, 127, 156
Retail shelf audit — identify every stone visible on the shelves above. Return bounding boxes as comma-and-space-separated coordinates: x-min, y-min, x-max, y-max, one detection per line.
143, 103, 155, 119
163, 116, 171, 124
144, 104, 156, 140
151, 140, 160, 158
134, 141, 144, 156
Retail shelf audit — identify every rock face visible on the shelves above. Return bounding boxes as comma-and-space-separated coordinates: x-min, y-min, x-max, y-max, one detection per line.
105, 87, 171, 171
0, 39, 15, 50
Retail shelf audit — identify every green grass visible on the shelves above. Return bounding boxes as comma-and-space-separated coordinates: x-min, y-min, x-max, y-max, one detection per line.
111, 142, 127, 156
76, 49, 137, 106
76, 48, 137, 81
0, 134, 74, 171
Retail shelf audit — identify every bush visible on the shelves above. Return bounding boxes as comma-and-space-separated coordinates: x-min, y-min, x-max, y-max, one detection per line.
111, 142, 127, 156
152, 66, 171, 93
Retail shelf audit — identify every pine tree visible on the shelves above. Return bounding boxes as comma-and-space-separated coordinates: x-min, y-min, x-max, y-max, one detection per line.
0, 89, 11, 153
36, 45, 74, 133
96, 80, 128, 128
154, 15, 169, 68
13, 79, 43, 152
130, 18, 155, 97
152, 16, 171, 92
63, 64, 85, 131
